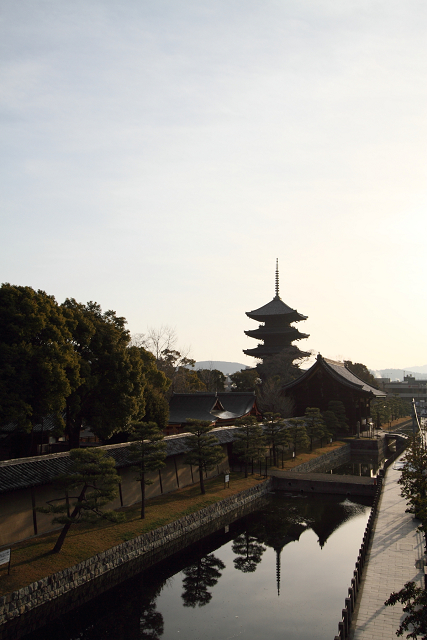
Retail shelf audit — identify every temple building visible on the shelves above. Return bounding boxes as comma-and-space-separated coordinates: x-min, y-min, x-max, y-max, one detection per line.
281, 354, 386, 433
243, 260, 309, 362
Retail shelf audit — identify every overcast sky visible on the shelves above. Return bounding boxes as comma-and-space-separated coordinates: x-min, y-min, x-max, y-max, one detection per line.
1, 0, 426, 371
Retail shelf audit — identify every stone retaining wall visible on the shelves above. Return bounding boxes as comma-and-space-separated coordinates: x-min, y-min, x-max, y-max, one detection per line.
291, 443, 351, 473
0, 479, 272, 636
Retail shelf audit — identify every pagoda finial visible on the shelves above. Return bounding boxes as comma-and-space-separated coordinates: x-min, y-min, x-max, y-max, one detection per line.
275, 258, 280, 298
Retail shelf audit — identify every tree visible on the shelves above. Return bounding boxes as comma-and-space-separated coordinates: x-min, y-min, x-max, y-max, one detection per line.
344, 361, 378, 387
62, 299, 146, 448
39, 448, 123, 553
233, 416, 265, 477
326, 400, 349, 433
304, 407, 328, 450
0, 284, 80, 433
256, 346, 310, 386
256, 377, 295, 416
196, 368, 226, 392
181, 554, 225, 607
322, 410, 340, 439
183, 420, 224, 494
397, 436, 427, 536
128, 422, 167, 519
136, 348, 171, 429
230, 368, 260, 392
285, 418, 310, 455
263, 412, 287, 467
385, 581, 427, 639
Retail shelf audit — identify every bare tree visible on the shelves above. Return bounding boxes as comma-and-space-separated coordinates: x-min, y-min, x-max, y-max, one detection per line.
256, 378, 295, 417
145, 325, 178, 360
129, 332, 146, 348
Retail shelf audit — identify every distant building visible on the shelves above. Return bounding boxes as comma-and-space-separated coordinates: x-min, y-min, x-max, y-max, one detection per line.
243, 260, 309, 361
375, 375, 427, 415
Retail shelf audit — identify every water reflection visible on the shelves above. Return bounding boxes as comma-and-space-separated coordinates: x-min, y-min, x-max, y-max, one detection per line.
21, 493, 372, 640
181, 554, 225, 607
232, 530, 266, 573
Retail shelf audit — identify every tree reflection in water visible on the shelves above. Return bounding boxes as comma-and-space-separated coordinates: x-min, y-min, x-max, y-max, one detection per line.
140, 599, 164, 639
232, 529, 266, 573
181, 554, 225, 607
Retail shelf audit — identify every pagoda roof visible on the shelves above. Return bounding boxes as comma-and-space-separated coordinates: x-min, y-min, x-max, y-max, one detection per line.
282, 355, 386, 397
246, 296, 307, 322
245, 326, 309, 339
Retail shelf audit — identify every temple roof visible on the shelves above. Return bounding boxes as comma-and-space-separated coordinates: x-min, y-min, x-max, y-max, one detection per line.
168, 392, 259, 425
282, 355, 386, 397
246, 296, 307, 322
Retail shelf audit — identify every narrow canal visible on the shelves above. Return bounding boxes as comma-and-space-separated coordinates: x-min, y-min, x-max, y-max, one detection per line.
22, 492, 372, 640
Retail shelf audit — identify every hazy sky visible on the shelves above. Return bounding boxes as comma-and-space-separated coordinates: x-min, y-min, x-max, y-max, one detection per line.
1, 1, 426, 371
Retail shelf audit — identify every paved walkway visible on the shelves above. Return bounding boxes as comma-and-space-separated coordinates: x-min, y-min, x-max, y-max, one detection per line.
349, 457, 425, 639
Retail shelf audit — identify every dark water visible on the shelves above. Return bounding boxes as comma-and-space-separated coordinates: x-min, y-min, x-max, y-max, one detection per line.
23, 493, 372, 640
328, 457, 384, 477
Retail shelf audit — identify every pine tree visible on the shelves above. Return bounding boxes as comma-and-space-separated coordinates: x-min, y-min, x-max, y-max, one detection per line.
304, 407, 328, 450
183, 420, 224, 494
39, 448, 123, 553
128, 421, 167, 519
233, 416, 265, 477
263, 412, 287, 467
285, 418, 310, 455
327, 401, 349, 433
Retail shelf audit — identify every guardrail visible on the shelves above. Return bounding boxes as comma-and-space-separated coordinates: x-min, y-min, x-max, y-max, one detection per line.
332, 439, 407, 640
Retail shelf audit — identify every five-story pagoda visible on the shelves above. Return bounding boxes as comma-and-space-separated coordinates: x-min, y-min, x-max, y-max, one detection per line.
243, 260, 309, 362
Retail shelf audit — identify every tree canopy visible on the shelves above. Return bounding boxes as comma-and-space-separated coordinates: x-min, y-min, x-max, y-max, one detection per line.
62, 299, 146, 448
344, 361, 378, 387
0, 285, 171, 454
0, 284, 80, 431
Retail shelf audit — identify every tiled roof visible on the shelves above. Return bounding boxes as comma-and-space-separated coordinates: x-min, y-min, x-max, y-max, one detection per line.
282, 355, 386, 397
0, 414, 64, 433
0, 427, 241, 494
217, 392, 258, 418
168, 393, 229, 425
324, 359, 385, 395
246, 296, 307, 321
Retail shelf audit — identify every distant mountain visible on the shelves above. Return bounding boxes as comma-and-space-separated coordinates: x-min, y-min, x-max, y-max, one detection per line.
405, 365, 427, 374
370, 368, 427, 381
194, 361, 250, 375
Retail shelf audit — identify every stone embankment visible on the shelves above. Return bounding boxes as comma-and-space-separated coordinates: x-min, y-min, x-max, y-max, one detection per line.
290, 443, 351, 473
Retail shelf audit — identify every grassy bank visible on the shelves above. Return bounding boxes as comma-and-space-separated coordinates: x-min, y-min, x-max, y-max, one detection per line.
0, 441, 345, 598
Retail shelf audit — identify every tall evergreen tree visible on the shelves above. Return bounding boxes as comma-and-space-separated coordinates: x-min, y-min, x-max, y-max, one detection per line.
183, 420, 224, 495
128, 421, 167, 519
233, 416, 265, 477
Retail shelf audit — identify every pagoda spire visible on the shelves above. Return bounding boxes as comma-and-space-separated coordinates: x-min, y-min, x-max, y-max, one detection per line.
275, 258, 280, 299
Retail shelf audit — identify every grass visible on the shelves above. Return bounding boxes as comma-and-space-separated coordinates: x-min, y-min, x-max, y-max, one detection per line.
0, 441, 347, 598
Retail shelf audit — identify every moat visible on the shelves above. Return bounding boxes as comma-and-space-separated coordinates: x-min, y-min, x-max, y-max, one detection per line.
22, 492, 372, 640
